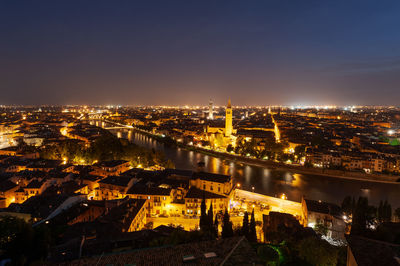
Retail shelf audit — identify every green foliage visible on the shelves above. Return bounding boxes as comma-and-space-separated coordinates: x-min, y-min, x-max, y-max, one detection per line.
314, 222, 328, 236
40, 131, 172, 168
296, 237, 338, 266
241, 211, 249, 236
377, 200, 392, 223
226, 144, 234, 153
222, 209, 233, 238
200, 196, 208, 231
257, 245, 279, 265
351, 197, 377, 234
294, 145, 306, 161
0, 216, 51, 264
214, 213, 219, 238
249, 208, 257, 242
395, 207, 400, 220
341, 196, 355, 216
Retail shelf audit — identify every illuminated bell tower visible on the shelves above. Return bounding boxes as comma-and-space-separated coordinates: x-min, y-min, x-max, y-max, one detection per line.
225, 99, 233, 137
208, 99, 213, 120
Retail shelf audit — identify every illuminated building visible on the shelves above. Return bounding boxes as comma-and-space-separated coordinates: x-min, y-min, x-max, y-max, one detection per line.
208, 99, 213, 120
225, 99, 233, 137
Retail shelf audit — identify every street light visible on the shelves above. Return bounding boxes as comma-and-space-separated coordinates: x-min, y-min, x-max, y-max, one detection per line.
236, 183, 241, 188
252, 186, 255, 192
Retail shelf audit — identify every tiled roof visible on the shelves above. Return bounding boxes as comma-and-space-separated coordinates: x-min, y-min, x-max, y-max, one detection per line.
192, 172, 231, 183
95, 160, 129, 168
98, 176, 133, 187
127, 185, 171, 196
304, 199, 341, 216
347, 235, 400, 266
54, 236, 263, 266
185, 187, 226, 199
26, 179, 44, 189
0, 180, 18, 192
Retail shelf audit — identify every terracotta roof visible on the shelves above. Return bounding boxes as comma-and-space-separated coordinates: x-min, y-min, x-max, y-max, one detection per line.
347, 235, 400, 266
304, 199, 341, 216
95, 160, 129, 168
185, 187, 226, 199
127, 185, 171, 196
52, 236, 263, 266
99, 176, 133, 187
192, 172, 231, 183
0, 180, 18, 192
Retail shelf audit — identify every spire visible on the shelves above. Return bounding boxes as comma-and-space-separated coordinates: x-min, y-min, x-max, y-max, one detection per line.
227, 99, 231, 108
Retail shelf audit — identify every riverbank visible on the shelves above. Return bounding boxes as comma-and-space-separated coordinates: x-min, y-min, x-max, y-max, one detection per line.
131, 127, 400, 184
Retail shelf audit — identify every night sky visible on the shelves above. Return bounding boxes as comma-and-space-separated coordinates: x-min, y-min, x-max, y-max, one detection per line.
1, 1, 400, 106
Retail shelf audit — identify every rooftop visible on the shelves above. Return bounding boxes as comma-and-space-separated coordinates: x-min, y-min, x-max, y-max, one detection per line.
185, 187, 226, 199
347, 235, 400, 266
192, 171, 231, 184
127, 185, 171, 196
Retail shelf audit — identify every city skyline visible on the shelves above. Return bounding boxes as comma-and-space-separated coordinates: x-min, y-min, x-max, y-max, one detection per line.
2, 1, 400, 106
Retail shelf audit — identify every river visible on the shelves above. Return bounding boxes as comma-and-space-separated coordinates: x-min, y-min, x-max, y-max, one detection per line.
93, 121, 399, 208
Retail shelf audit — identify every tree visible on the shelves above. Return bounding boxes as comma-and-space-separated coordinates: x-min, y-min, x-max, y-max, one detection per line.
257, 245, 279, 265
222, 209, 233, 238
352, 197, 369, 234
351, 197, 377, 234
208, 203, 213, 224
207, 203, 215, 236
377, 200, 391, 223
226, 144, 234, 153
341, 196, 355, 216
297, 237, 338, 266
0, 216, 51, 264
294, 145, 306, 162
314, 222, 328, 236
241, 211, 249, 236
200, 195, 208, 231
395, 208, 400, 221
248, 208, 257, 242
383, 200, 392, 222
378, 200, 384, 222
214, 214, 219, 238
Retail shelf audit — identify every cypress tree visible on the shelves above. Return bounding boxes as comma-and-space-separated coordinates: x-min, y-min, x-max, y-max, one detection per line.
200, 194, 207, 231
214, 213, 219, 238
208, 203, 214, 229
383, 200, 392, 222
222, 209, 233, 238
378, 200, 384, 222
351, 197, 369, 234
242, 211, 249, 237
351, 197, 357, 216
341, 196, 353, 215
249, 208, 257, 242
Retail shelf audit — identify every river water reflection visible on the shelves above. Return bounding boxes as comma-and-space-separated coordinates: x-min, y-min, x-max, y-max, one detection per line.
96, 122, 399, 208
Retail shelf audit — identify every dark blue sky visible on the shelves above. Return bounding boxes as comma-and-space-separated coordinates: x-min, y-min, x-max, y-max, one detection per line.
1, 1, 400, 106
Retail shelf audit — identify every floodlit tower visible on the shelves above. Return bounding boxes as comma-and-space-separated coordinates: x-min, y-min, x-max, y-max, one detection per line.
208, 99, 213, 120
225, 99, 233, 137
